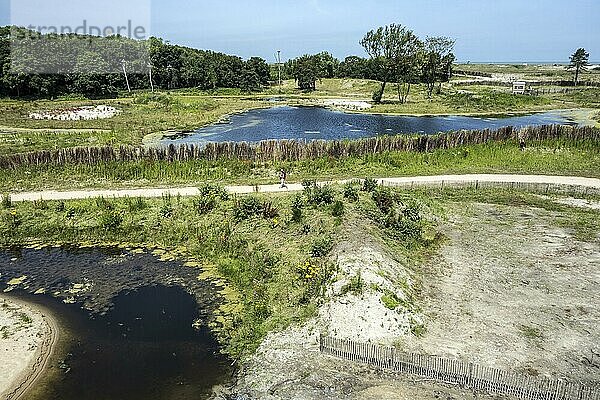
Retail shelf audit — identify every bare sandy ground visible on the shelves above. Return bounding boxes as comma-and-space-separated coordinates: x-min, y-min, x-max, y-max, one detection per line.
402, 202, 600, 382
232, 198, 599, 399
0, 296, 58, 400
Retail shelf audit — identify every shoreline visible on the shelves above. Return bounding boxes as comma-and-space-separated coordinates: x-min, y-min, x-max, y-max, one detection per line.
0, 295, 60, 400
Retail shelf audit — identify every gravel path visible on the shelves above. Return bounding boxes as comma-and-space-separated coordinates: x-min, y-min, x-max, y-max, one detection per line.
6, 174, 600, 202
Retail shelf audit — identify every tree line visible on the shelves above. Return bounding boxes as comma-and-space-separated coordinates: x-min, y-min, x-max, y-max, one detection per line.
0, 23, 591, 100
285, 24, 455, 103
0, 27, 271, 98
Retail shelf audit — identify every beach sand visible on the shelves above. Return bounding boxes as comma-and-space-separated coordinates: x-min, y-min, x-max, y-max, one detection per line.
0, 296, 58, 400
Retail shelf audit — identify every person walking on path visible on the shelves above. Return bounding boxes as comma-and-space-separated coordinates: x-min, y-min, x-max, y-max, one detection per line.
279, 169, 288, 189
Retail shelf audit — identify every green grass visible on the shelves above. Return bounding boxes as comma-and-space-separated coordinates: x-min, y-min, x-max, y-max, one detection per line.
0, 188, 345, 358
0, 94, 269, 154
1, 77, 598, 156
454, 63, 600, 83
2, 138, 599, 192
2, 181, 597, 359
0, 182, 442, 359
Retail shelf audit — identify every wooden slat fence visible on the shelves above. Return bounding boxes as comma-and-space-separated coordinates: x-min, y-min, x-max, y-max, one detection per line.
320, 336, 600, 400
1, 125, 599, 169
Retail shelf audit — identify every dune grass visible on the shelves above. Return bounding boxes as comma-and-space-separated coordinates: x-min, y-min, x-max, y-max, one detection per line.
1, 138, 599, 192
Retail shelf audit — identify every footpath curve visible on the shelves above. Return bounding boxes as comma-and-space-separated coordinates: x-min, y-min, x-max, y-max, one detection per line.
7, 174, 600, 202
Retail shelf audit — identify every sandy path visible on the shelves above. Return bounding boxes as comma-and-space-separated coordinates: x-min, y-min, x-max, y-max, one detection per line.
0, 296, 58, 400
6, 174, 600, 202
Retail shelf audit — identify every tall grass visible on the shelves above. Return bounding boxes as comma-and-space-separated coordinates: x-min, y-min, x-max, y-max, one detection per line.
1, 125, 598, 169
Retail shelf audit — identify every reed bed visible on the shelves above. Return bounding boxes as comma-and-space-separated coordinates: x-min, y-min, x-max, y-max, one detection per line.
1, 125, 598, 169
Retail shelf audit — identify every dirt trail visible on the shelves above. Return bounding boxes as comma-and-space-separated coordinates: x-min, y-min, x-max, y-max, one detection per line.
7, 174, 600, 202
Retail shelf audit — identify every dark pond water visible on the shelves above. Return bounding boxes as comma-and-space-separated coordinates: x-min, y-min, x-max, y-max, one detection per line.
161, 106, 575, 145
0, 247, 232, 400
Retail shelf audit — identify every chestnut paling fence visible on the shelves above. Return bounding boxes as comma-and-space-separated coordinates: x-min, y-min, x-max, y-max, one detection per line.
320, 336, 600, 400
1, 125, 599, 169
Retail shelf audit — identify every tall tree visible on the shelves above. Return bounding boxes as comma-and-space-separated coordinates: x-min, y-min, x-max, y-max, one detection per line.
422, 36, 455, 98
568, 48, 589, 86
393, 29, 423, 104
360, 26, 392, 103
360, 24, 423, 104
245, 57, 270, 86
292, 55, 320, 91
239, 65, 261, 92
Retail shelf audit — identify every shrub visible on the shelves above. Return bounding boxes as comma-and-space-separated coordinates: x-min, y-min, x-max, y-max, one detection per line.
362, 177, 378, 193
55, 201, 66, 212
341, 271, 364, 296
133, 92, 176, 107
95, 197, 113, 210
160, 194, 174, 218
372, 187, 396, 214
233, 196, 263, 221
381, 292, 401, 310
402, 202, 422, 223
331, 200, 344, 217
126, 197, 147, 212
1, 194, 11, 209
198, 183, 230, 201
192, 196, 217, 215
383, 210, 422, 240
262, 201, 279, 219
372, 89, 383, 103
32, 198, 48, 210
311, 236, 333, 258
343, 184, 359, 202
304, 182, 335, 206
291, 194, 304, 222
98, 210, 123, 231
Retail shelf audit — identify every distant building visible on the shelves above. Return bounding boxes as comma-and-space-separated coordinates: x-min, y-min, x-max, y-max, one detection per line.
512, 81, 528, 94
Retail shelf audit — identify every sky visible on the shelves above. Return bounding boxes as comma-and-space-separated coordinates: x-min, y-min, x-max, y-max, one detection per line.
1, 0, 599, 63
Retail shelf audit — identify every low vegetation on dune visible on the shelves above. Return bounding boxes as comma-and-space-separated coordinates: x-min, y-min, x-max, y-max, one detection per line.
2, 183, 598, 362
0, 181, 441, 358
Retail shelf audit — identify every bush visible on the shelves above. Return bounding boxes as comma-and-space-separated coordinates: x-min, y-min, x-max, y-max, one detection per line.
372, 187, 396, 214
383, 210, 422, 240
331, 200, 344, 217
133, 92, 177, 107
381, 292, 401, 310
362, 177, 378, 193
262, 201, 279, 219
160, 194, 174, 218
32, 199, 48, 210
198, 183, 230, 201
304, 182, 335, 206
291, 194, 304, 222
95, 197, 113, 210
343, 184, 359, 202
192, 196, 217, 214
1, 194, 11, 209
233, 196, 264, 221
98, 211, 123, 231
311, 236, 333, 258
55, 201, 66, 212
126, 197, 147, 212
372, 89, 383, 103
192, 183, 229, 215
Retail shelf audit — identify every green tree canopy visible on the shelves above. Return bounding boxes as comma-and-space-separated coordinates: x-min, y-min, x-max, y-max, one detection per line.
568, 48, 590, 85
